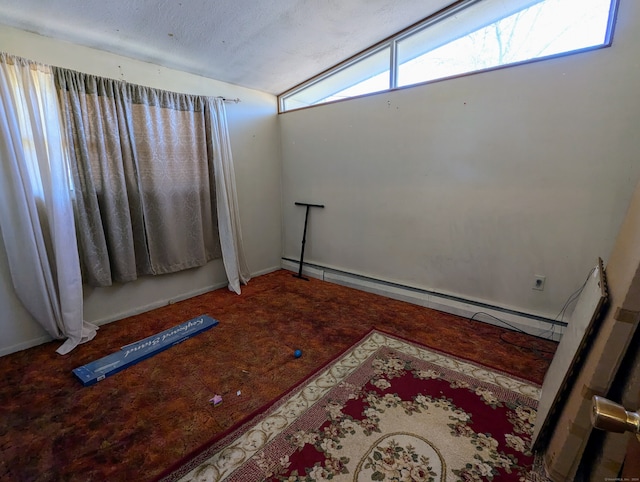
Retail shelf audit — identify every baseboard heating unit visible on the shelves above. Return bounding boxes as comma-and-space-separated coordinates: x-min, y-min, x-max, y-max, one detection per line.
281, 258, 565, 341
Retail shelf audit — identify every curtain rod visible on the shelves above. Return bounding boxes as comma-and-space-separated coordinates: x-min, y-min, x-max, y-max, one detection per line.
217, 96, 241, 103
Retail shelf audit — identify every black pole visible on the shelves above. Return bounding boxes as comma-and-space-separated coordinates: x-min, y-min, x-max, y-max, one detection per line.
294, 202, 324, 280
297, 205, 311, 279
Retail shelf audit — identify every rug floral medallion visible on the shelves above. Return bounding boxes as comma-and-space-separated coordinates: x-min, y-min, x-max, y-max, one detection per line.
162, 331, 549, 482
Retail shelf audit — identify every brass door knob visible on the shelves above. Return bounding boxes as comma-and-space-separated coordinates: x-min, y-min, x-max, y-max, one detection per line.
591, 395, 640, 438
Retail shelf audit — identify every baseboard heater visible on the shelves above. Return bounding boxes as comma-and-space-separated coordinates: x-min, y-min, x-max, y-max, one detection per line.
281, 258, 565, 341
72, 315, 219, 386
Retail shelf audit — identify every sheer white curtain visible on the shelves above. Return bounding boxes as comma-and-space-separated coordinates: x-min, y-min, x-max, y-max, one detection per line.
0, 53, 97, 354
209, 97, 250, 294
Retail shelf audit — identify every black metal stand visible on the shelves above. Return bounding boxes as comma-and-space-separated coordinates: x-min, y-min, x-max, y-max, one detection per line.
293, 202, 324, 280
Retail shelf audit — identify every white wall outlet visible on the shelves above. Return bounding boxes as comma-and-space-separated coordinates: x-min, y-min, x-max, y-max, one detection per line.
533, 275, 546, 291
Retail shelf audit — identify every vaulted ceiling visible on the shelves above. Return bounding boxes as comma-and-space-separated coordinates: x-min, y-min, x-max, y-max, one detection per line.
0, 0, 453, 95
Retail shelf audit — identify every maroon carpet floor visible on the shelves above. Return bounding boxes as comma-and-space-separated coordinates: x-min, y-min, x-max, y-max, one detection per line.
0, 269, 557, 481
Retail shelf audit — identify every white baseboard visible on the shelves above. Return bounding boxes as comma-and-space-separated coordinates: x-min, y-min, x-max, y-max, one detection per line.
282, 260, 326, 281
90, 281, 230, 327
90, 265, 282, 327
0, 335, 53, 357
281, 258, 563, 342
251, 265, 282, 278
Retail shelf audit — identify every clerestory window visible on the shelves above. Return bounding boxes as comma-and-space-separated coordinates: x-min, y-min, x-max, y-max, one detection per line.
279, 0, 618, 112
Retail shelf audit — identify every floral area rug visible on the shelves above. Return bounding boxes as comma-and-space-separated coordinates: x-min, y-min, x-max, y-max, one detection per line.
158, 330, 549, 481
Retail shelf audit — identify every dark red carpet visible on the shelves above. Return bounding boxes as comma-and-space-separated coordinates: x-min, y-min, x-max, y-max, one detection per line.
0, 270, 556, 481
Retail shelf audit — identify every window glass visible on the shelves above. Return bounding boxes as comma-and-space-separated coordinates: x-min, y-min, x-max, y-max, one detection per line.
282, 46, 390, 111
279, 0, 616, 112
397, 0, 613, 87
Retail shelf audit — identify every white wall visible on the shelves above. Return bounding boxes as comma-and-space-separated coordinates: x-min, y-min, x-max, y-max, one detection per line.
280, 0, 640, 320
0, 230, 51, 352
0, 25, 282, 355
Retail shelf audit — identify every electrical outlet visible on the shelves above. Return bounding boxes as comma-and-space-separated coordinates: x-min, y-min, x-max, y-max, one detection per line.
533, 275, 546, 291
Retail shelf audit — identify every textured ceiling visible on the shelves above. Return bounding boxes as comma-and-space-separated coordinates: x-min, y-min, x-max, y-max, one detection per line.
0, 0, 452, 95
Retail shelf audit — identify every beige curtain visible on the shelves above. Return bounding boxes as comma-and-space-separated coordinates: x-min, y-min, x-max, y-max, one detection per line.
55, 69, 221, 286
127, 85, 221, 275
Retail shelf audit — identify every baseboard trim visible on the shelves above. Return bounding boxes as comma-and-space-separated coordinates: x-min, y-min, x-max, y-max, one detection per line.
281, 258, 564, 341
90, 265, 282, 327
89, 281, 230, 327
0, 335, 53, 357
251, 265, 282, 278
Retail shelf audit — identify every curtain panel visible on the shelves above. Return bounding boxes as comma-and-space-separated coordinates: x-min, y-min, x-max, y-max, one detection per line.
54, 69, 224, 287
209, 98, 250, 294
0, 53, 97, 354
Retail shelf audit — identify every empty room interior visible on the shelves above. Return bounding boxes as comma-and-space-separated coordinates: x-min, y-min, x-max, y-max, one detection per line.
1, 0, 640, 480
